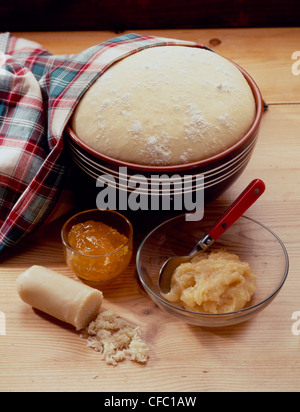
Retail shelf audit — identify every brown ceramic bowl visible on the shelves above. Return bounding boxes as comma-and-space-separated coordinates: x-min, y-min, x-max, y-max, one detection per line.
66, 63, 264, 209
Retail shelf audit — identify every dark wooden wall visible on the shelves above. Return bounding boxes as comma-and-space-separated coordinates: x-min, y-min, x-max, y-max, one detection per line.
1, 0, 299, 32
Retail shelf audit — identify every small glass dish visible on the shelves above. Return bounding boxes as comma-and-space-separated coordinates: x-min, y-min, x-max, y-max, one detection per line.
61, 209, 133, 286
136, 211, 289, 327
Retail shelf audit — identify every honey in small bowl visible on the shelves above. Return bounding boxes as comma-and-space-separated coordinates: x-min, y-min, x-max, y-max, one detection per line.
61, 210, 133, 285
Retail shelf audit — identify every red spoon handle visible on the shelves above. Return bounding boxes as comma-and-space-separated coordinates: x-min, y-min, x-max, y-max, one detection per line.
208, 179, 266, 241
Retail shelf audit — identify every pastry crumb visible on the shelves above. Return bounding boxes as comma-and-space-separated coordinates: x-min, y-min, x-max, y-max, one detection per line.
82, 310, 149, 366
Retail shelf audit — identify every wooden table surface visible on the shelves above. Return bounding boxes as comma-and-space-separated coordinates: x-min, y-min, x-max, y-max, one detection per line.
1, 28, 300, 392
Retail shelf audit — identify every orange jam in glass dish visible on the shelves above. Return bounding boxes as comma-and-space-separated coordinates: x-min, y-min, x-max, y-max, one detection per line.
61, 210, 133, 285
68, 220, 128, 256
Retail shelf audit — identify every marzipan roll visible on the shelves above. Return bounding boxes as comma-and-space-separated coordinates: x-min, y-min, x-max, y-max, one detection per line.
16, 265, 103, 330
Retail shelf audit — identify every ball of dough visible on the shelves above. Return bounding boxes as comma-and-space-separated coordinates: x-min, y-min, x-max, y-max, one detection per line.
71, 46, 256, 166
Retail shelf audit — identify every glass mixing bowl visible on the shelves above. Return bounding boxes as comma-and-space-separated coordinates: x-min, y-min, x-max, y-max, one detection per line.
136, 210, 289, 327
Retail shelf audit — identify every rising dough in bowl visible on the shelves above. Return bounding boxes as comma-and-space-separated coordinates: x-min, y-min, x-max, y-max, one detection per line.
70, 46, 256, 166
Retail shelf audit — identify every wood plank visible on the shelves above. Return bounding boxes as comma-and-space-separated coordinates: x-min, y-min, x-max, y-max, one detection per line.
0, 101, 299, 392
3, 0, 300, 31
11, 28, 300, 104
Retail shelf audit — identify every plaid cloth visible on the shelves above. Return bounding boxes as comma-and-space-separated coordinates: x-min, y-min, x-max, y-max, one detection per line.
0, 32, 206, 252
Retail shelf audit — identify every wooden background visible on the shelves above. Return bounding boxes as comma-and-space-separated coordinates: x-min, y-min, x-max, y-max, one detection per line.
0, 27, 299, 392
1, 0, 300, 32
1, 0, 300, 395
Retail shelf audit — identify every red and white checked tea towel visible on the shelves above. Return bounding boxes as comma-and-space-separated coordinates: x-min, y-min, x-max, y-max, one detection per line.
0, 32, 206, 252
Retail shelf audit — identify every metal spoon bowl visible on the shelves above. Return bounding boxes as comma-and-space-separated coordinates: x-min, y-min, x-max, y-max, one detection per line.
158, 179, 266, 294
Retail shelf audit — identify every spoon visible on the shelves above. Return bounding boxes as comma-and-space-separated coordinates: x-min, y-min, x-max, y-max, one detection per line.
158, 179, 266, 294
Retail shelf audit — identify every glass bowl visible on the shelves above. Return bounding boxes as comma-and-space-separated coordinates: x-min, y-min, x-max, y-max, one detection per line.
61, 209, 133, 286
136, 210, 289, 327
